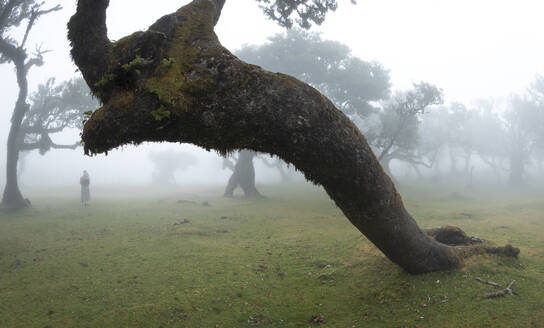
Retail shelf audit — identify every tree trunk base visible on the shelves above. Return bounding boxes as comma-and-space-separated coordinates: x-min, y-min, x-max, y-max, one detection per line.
1, 191, 30, 212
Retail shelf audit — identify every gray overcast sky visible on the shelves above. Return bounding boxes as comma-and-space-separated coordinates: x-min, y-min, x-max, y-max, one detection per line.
1, 0, 544, 186
4, 0, 544, 108
314, 0, 544, 103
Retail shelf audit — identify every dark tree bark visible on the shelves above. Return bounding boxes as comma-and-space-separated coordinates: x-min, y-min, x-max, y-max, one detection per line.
224, 150, 263, 198
68, 0, 517, 274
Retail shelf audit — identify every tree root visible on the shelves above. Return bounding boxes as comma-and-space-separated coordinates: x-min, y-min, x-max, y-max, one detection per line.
424, 225, 477, 245
457, 244, 520, 258
424, 225, 520, 258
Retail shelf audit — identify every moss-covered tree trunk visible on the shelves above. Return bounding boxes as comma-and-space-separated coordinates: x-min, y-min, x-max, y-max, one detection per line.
224, 150, 263, 198
68, 0, 517, 274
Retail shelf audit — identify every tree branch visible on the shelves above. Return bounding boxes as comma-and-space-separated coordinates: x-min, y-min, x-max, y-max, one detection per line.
483, 281, 517, 299
67, 0, 111, 90
20, 4, 61, 48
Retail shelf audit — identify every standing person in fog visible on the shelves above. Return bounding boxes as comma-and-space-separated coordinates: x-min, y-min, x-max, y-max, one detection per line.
80, 170, 90, 206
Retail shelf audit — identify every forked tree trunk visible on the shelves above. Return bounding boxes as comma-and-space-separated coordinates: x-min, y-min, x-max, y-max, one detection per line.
224, 150, 263, 198
2, 59, 30, 211
68, 0, 517, 274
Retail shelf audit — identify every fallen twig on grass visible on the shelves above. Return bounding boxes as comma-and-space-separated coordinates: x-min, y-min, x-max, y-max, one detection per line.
482, 280, 517, 299
475, 277, 502, 288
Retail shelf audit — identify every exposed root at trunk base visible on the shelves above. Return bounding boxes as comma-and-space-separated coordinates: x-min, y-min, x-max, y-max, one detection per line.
458, 244, 520, 258
424, 225, 482, 246
1, 197, 31, 212
424, 225, 520, 259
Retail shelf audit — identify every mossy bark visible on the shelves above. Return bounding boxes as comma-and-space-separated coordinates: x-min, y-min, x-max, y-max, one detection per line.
68, 0, 517, 274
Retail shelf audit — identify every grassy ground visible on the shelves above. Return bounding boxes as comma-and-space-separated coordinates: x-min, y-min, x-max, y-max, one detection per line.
0, 183, 543, 328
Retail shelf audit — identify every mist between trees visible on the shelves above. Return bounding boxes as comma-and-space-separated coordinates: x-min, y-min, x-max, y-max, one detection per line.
2, 19, 544, 203
0, 0, 540, 295
0, 0, 542, 219
234, 29, 544, 191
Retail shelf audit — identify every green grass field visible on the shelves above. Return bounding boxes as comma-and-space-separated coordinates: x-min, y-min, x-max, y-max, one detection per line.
1, 183, 543, 327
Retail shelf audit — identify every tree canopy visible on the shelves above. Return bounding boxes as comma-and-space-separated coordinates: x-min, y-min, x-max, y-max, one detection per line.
255, 0, 356, 29
19, 77, 97, 155
237, 29, 390, 117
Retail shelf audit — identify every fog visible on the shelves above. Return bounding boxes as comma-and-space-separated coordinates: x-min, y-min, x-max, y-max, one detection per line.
4, 2, 544, 325
2, 0, 544, 191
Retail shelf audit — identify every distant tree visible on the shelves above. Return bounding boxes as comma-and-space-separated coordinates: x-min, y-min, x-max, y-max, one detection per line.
461, 101, 507, 184
69, 0, 518, 274
416, 106, 451, 179
258, 154, 295, 182
148, 150, 198, 185
528, 75, 544, 148
527, 76, 544, 173
237, 29, 390, 117
18, 77, 97, 155
223, 150, 263, 198
231, 29, 390, 194
502, 96, 539, 187
255, 0, 356, 29
441, 103, 475, 178
368, 82, 443, 176
1, 0, 61, 210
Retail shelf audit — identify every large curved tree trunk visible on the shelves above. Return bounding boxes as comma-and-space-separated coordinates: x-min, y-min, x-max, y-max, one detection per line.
224, 150, 263, 198
68, 0, 517, 274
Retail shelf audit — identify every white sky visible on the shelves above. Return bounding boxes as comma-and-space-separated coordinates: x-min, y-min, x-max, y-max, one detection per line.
1, 0, 544, 187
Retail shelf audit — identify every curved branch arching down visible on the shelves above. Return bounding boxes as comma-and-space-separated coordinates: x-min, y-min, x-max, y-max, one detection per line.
68, 0, 518, 274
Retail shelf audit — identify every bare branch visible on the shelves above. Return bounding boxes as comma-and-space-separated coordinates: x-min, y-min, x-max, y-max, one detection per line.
475, 277, 502, 288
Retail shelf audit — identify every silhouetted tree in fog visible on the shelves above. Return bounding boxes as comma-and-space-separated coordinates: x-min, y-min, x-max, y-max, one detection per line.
69, 0, 518, 274
223, 150, 263, 198
503, 96, 539, 187
237, 29, 390, 117
368, 82, 443, 177
258, 154, 294, 182
18, 77, 97, 155
232, 29, 390, 193
255, 0, 356, 29
467, 101, 507, 184
1, 0, 61, 210
149, 150, 198, 185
